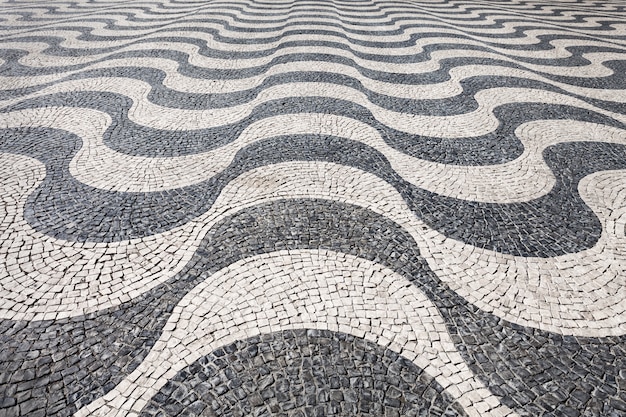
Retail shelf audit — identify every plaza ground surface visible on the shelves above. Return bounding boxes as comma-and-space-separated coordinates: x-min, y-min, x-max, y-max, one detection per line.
1, 0, 626, 415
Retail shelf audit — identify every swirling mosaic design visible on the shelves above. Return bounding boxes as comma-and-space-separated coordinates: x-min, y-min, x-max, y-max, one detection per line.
1, 0, 626, 415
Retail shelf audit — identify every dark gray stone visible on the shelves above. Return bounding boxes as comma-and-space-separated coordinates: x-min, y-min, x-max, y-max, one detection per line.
139, 330, 467, 417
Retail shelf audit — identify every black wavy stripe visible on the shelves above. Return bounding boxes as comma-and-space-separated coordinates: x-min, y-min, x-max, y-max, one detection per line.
3, 126, 624, 256
139, 329, 468, 416
388, 0, 626, 19
3, 0, 625, 31
0, 4, 408, 28
5, 57, 626, 121
3, 36, 626, 100
3, 18, 626, 62
3, 0, 626, 42
1, 198, 624, 416
4, 68, 626, 158
0, 101, 626, 257
453, 1, 626, 17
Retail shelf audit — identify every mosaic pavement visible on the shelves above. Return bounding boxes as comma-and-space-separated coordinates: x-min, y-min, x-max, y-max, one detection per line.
1, 0, 626, 415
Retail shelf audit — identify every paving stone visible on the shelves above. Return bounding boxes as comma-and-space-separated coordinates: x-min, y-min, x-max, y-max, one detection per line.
1, 0, 626, 416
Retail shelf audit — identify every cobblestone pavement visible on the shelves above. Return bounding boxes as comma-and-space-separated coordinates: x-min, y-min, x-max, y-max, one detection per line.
1, 0, 626, 415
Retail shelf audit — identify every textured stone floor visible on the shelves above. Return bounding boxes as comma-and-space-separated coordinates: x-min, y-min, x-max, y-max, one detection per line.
1, 0, 626, 415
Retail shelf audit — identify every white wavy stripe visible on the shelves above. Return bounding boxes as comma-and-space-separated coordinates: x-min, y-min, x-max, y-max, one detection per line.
37, 10, 626, 38
1, 154, 412, 321
409, 5, 626, 27
0, 2, 157, 14
3, 0, 623, 37
0, 8, 394, 28
73, 249, 516, 417
0, 1, 516, 24
1, 151, 625, 336
0, 0, 228, 17
29, 0, 392, 13
294, 4, 626, 43
495, 10, 626, 25
5, 25, 610, 63
456, 0, 626, 19
5, 17, 625, 60
379, 0, 617, 11
1, 0, 200, 8
312, 0, 626, 13
0, 152, 203, 322
401, 0, 626, 19
0, 4, 402, 31
2, 2, 624, 39
382, 3, 626, 39
5, 108, 626, 206
3, 76, 626, 140
462, 0, 623, 8
5, 36, 621, 80
0, 0, 618, 17
364, 8, 626, 41
0, 2, 209, 36
3, 58, 626, 114
60, 114, 626, 201
0, 8, 214, 31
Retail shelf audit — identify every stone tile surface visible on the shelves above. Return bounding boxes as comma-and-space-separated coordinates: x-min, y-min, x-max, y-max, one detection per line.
1, 0, 626, 416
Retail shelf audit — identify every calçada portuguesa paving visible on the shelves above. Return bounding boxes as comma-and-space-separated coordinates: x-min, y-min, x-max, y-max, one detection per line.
1, 0, 626, 415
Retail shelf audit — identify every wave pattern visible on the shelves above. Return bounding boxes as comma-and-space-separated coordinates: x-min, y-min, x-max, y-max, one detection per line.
1, 0, 626, 416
